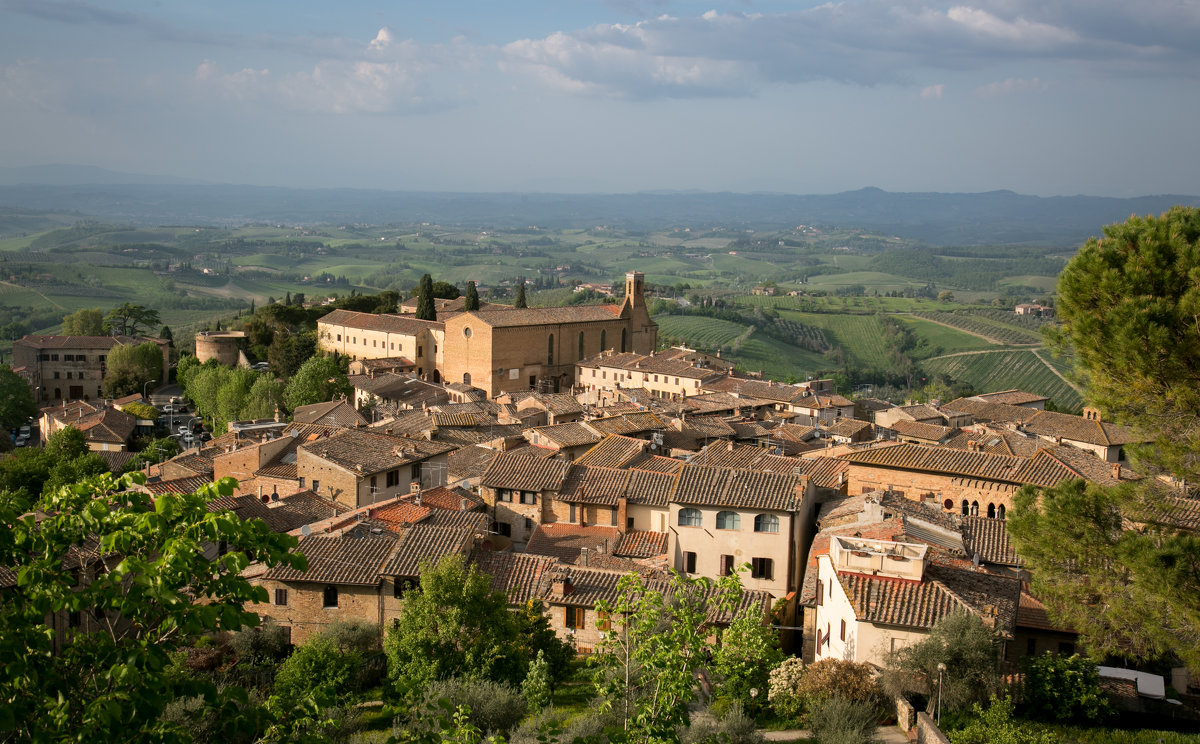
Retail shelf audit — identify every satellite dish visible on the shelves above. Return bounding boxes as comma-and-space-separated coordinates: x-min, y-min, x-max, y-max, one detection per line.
300, 525, 311, 536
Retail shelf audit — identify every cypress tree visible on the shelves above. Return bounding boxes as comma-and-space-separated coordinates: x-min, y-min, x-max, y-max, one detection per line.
464, 281, 480, 312
416, 274, 437, 321
515, 279, 527, 309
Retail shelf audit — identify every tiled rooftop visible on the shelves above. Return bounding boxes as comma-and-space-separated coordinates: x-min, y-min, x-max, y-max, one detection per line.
300, 429, 455, 476
479, 452, 571, 492
381, 524, 473, 577
263, 534, 396, 585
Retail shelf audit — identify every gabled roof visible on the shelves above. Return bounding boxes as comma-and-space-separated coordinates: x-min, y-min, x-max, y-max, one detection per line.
837, 442, 1094, 487
888, 419, 956, 442
525, 524, 622, 563
974, 390, 1049, 406
291, 399, 368, 428
528, 422, 602, 448
381, 524, 473, 577
471, 549, 558, 604
961, 516, 1021, 567
673, 465, 801, 511
1021, 410, 1142, 447
837, 562, 1019, 637
701, 376, 808, 403
263, 534, 396, 585
479, 452, 571, 492
614, 530, 669, 558
447, 445, 499, 481
299, 430, 455, 476
558, 466, 631, 506
318, 309, 444, 334
456, 305, 623, 327
574, 434, 650, 468
825, 419, 874, 438
16, 334, 163, 350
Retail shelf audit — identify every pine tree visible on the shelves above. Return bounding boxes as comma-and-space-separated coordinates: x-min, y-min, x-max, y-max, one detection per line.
464, 281, 480, 312
515, 279, 527, 309
416, 274, 437, 321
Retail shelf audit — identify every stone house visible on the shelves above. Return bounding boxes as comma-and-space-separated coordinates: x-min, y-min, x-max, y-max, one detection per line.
296, 429, 455, 508
13, 334, 170, 403
478, 453, 572, 544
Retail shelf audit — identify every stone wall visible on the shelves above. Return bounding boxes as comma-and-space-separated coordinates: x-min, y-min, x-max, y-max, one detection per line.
915, 712, 951, 744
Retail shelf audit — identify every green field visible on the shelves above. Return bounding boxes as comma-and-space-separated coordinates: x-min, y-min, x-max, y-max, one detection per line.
777, 311, 892, 370
654, 315, 750, 350
923, 350, 1082, 410
897, 315, 997, 359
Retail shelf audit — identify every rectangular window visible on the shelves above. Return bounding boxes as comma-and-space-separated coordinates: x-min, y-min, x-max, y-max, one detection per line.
275, 588, 288, 606
418, 346, 423, 358
298, 477, 305, 489
386, 470, 400, 488
840, 619, 846, 641
520, 491, 537, 505
565, 607, 585, 629
311, 479, 320, 494
597, 611, 611, 631
497, 489, 512, 502
684, 551, 697, 573
569, 503, 577, 523
610, 508, 617, 526
720, 554, 734, 576
1026, 638, 1036, 656
323, 585, 338, 608
496, 522, 512, 537
626, 517, 634, 530
751, 557, 773, 580
412, 462, 422, 484
524, 517, 534, 531
816, 580, 824, 606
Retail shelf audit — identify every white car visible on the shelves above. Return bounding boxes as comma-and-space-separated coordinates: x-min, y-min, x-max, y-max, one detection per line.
14, 435, 27, 447
18, 425, 30, 438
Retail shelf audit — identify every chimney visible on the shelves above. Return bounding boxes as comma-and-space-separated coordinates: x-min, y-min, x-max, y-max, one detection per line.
460, 497, 469, 511
551, 575, 574, 596
1111, 462, 1121, 479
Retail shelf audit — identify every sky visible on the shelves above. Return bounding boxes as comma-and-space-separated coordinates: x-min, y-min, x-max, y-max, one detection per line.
1, 0, 1198, 196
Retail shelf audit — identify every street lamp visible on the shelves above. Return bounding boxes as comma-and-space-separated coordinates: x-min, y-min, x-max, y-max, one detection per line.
936, 662, 946, 725
143, 379, 157, 401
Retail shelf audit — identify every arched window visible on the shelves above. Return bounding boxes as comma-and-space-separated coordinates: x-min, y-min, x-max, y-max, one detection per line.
600, 330, 607, 351
462, 373, 471, 385
578, 331, 585, 360
716, 511, 741, 530
621, 328, 628, 352
970, 500, 979, 516
987, 503, 996, 519
961, 500, 969, 515
997, 504, 1007, 519
754, 514, 779, 533
677, 508, 702, 527
547, 334, 555, 365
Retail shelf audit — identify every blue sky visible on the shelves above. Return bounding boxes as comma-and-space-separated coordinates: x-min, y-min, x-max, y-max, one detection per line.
1, 0, 1197, 196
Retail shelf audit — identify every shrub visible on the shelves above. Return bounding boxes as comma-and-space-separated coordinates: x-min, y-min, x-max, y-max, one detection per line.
807, 695, 879, 744
795, 658, 881, 709
421, 678, 528, 735
951, 696, 1056, 744
1020, 653, 1111, 723
230, 622, 290, 666
273, 635, 360, 705
678, 700, 764, 744
768, 656, 807, 720
522, 649, 553, 711
323, 619, 381, 655
883, 612, 1000, 714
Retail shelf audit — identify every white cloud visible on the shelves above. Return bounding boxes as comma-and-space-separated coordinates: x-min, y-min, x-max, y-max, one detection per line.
368, 27, 394, 53
975, 77, 1050, 96
921, 84, 944, 99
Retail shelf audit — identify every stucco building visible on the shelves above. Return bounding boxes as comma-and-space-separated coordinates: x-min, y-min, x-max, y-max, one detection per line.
12, 335, 169, 403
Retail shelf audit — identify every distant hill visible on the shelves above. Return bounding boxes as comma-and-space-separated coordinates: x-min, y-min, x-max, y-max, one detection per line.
0, 164, 209, 187
0, 175, 1195, 245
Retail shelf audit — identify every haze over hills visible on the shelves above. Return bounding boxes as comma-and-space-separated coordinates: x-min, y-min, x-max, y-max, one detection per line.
0, 165, 1196, 245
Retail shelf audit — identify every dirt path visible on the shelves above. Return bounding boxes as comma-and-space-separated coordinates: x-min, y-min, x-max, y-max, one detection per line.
924, 348, 1019, 362
1032, 348, 1084, 394
0, 280, 65, 310
901, 313, 1038, 347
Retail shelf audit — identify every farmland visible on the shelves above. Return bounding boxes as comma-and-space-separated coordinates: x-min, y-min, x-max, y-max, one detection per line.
923, 350, 1082, 410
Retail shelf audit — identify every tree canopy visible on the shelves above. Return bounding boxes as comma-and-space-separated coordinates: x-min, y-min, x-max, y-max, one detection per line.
0, 364, 37, 431
282, 355, 350, 411
1020, 207, 1200, 672
383, 554, 570, 691
514, 280, 528, 309
104, 303, 161, 337
431, 280, 460, 300
61, 308, 106, 336
0, 473, 305, 740
101, 341, 163, 398
415, 274, 436, 321
464, 281, 480, 312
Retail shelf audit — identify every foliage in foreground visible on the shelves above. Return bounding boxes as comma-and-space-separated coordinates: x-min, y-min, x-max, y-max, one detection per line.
0, 473, 305, 741
882, 612, 1000, 714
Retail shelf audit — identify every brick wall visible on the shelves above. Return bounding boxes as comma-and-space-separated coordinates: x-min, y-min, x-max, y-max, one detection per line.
296, 450, 359, 508
846, 463, 1017, 515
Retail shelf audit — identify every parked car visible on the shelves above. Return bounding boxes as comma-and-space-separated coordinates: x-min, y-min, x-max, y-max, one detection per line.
14, 435, 27, 447
181, 431, 195, 446
198, 431, 212, 442
18, 425, 30, 439
162, 404, 174, 415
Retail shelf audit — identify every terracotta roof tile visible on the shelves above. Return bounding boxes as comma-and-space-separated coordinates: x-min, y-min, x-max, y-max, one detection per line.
614, 530, 669, 558
479, 452, 571, 492
318, 308, 444, 334
528, 422, 603, 449
291, 400, 368, 427
462, 305, 622, 327
888, 420, 956, 442
470, 549, 558, 604
574, 435, 650, 468
448, 445, 499, 481
300, 429, 454, 475
526, 524, 623, 563
975, 390, 1048, 406
673, 465, 801, 511
558, 466, 632, 505
961, 516, 1021, 567
381, 524, 473, 577
263, 534, 396, 585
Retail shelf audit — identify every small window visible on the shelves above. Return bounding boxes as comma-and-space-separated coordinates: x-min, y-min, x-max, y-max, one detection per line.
626, 517, 634, 530
520, 491, 537, 505
323, 585, 339, 608
496, 522, 512, 537
840, 619, 846, 641
720, 554, 734, 576
597, 611, 611, 631
312, 479, 320, 494
751, 557, 774, 580
386, 470, 399, 488
463, 327, 472, 338
569, 503, 577, 523
683, 551, 697, 573
463, 373, 471, 385
816, 579, 824, 606
677, 508, 702, 527
497, 489, 513, 502
299, 477, 306, 489
275, 588, 289, 606
1026, 638, 1037, 656
716, 511, 740, 530
524, 517, 533, 531
754, 514, 779, 533
565, 606, 585, 629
